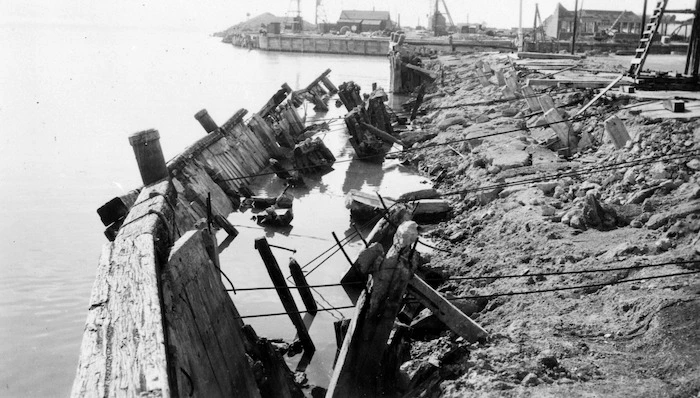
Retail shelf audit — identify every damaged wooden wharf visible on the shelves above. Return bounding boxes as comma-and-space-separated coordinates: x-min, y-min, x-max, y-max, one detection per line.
74, 71, 342, 397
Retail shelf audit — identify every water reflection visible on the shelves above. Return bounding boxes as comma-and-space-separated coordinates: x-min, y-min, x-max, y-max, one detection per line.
341, 156, 385, 194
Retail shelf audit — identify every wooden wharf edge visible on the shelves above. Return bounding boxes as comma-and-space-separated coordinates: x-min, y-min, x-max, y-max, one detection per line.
75, 70, 340, 397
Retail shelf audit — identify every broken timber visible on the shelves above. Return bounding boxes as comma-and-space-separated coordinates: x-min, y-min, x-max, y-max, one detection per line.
76, 70, 341, 397
341, 84, 402, 159
96, 71, 337, 240
327, 221, 420, 397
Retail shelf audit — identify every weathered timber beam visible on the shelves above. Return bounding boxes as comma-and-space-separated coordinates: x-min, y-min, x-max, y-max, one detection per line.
404, 63, 438, 79
328, 221, 420, 397
517, 51, 585, 60
526, 78, 626, 88
305, 68, 332, 91
258, 84, 293, 118
407, 276, 489, 343
360, 122, 404, 147
72, 181, 175, 397
163, 229, 261, 397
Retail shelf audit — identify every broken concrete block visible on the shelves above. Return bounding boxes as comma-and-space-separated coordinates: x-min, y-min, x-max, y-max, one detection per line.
604, 115, 631, 149
501, 86, 516, 100
496, 69, 506, 86
663, 99, 685, 113
522, 85, 542, 112
538, 94, 556, 113
577, 130, 594, 151
544, 108, 577, 149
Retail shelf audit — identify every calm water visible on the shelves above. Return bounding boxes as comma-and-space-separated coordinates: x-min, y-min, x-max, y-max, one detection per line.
0, 23, 429, 396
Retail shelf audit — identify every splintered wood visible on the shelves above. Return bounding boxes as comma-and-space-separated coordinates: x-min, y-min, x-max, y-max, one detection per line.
328, 221, 420, 397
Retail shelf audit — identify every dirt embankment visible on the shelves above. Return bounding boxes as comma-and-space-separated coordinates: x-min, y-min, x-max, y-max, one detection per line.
396, 53, 700, 398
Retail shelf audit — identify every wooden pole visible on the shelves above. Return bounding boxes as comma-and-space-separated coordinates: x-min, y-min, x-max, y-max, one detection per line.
288, 258, 318, 315
571, 0, 579, 55
641, 0, 648, 41
360, 122, 404, 147
254, 237, 315, 354
327, 221, 419, 397
194, 109, 219, 133
128, 129, 169, 186
410, 84, 426, 121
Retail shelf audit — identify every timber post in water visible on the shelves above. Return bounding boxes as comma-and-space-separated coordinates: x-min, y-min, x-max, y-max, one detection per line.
255, 237, 315, 354
195, 108, 219, 133
128, 129, 169, 185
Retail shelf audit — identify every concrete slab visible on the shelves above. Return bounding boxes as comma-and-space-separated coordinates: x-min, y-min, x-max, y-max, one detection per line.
630, 90, 700, 101
633, 101, 700, 120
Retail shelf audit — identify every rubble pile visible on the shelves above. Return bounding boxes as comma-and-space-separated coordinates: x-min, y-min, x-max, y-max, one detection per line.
393, 53, 700, 397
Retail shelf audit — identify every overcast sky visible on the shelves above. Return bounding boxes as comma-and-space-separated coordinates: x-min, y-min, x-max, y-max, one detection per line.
1, 0, 697, 32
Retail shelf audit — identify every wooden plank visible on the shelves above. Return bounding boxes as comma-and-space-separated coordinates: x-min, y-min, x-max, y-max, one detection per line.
407, 276, 488, 343
404, 63, 438, 79
527, 78, 627, 88
247, 114, 284, 158
163, 230, 261, 398
575, 74, 625, 117
518, 51, 585, 59
304, 68, 332, 91
229, 123, 268, 171
327, 221, 420, 397
171, 161, 234, 221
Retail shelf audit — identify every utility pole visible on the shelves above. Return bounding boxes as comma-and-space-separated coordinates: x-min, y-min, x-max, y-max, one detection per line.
571, 0, 579, 54
640, 0, 648, 39
434, 0, 439, 36
518, 0, 523, 51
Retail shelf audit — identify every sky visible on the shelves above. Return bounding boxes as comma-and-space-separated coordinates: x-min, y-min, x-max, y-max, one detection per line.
0, 0, 697, 32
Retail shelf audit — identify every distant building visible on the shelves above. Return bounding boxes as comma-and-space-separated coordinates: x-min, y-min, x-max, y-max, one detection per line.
543, 3, 645, 40
337, 10, 393, 33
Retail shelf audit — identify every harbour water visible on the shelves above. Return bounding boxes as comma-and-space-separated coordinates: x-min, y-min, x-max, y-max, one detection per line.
0, 22, 429, 396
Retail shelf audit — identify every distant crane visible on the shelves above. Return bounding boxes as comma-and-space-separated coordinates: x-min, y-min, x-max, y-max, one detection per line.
594, 10, 627, 41
532, 3, 545, 43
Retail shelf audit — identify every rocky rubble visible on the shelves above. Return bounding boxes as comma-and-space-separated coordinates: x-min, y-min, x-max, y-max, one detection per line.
393, 52, 700, 397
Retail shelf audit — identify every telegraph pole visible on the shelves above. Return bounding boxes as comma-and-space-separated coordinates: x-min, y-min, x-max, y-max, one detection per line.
571, 0, 579, 54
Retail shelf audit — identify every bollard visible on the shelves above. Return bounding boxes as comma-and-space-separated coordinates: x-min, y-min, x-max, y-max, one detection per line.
194, 109, 219, 133
128, 129, 169, 186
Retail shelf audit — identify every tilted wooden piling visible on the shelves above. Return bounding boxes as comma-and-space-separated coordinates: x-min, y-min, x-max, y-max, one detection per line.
129, 129, 169, 185
289, 258, 318, 315
254, 237, 315, 354
195, 108, 219, 133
